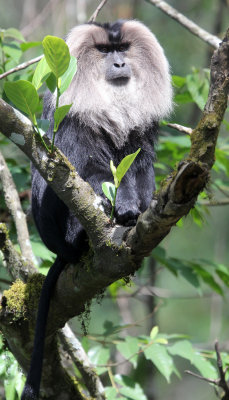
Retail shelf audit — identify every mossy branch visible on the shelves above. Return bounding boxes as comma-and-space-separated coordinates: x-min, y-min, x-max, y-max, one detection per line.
0, 151, 34, 265
126, 28, 229, 255
0, 223, 36, 280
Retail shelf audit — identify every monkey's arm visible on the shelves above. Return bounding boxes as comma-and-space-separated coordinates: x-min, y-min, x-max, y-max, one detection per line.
114, 160, 155, 225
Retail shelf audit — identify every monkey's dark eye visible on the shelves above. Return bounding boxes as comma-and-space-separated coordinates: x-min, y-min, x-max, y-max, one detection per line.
96, 45, 110, 53
118, 43, 130, 52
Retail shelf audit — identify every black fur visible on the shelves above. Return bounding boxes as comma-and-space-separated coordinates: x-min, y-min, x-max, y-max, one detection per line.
33, 93, 158, 243
90, 20, 124, 43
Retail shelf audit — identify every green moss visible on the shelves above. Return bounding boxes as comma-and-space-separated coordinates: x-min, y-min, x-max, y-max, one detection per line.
2, 274, 45, 322
80, 242, 94, 272
24, 273, 45, 315
3, 279, 26, 320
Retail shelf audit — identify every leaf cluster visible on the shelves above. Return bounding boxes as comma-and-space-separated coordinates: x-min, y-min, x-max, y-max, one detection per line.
3, 34, 77, 153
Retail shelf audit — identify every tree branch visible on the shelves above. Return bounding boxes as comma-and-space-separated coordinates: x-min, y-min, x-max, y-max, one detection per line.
145, 0, 221, 48
167, 123, 193, 135
59, 324, 105, 400
88, 0, 109, 23
199, 199, 229, 206
0, 151, 34, 265
21, 0, 61, 38
0, 55, 43, 81
0, 223, 36, 280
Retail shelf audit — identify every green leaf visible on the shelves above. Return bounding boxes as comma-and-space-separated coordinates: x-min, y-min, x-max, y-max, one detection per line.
215, 149, 229, 176
88, 346, 110, 375
144, 343, 174, 382
117, 337, 139, 368
21, 41, 42, 52
14, 369, 25, 398
192, 352, 218, 380
4, 359, 18, 400
59, 56, 77, 95
4, 80, 40, 122
37, 119, 50, 137
216, 264, 229, 287
4, 28, 25, 42
174, 92, 193, 104
102, 321, 128, 336
168, 340, 195, 363
32, 56, 51, 90
0, 335, 3, 351
0, 353, 7, 376
54, 104, 72, 132
46, 72, 57, 92
172, 75, 186, 88
110, 160, 119, 188
110, 160, 117, 176
30, 241, 55, 262
42, 35, 70, 78
104, 387, 118, 400
155, 338, 168, 345
178, 265, 200, 288
3, 42, 22, 61
150, 326, 159, 340
160, 135, 190, 147
116, 148, 141, 185
102, 182, 116, 205
114, 375, 147, 400
190, 263, 223, 295
186, 72, 209, 110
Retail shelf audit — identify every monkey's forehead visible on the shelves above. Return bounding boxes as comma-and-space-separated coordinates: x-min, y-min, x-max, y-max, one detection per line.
66, 20, 164, 53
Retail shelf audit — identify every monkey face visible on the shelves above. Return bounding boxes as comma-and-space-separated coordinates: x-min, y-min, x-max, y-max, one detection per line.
58, 20, 173, 146
96, 44, 132, 84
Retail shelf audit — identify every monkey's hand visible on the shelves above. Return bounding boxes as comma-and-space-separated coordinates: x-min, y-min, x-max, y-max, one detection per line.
115, 202, 140, 226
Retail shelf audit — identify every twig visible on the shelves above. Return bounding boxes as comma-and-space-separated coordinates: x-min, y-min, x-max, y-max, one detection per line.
88, 0, 108, 23
0, 278, 12, 285
0, 151, 34, 265
185, 370, 218, 385
145, 0, 221, 48
199, 199, 229, 207
59, 324, 105, 400
0, 55, 42, 80
215, 340, 229, 396
186, 341, 229, 399
21, 0, 61, 38
214, 183, 229, 198
167, 122, 193, 135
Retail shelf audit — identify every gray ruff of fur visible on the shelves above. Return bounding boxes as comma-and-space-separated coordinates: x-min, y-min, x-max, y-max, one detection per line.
48, 20, 173, 148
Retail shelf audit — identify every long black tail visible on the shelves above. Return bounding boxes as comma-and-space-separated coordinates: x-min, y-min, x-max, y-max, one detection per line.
21, 257, 66, 400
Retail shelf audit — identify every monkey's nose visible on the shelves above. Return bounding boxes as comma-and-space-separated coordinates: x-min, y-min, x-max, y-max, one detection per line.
114, 62, 126, 68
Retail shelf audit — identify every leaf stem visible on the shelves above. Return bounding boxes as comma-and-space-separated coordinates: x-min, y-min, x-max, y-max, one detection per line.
51, 82, 60, 153
110, 187, 117, 221
34, 119, 50, 153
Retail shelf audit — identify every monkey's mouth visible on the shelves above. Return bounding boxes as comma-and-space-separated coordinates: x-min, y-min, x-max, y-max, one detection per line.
109, 77, 130, 86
